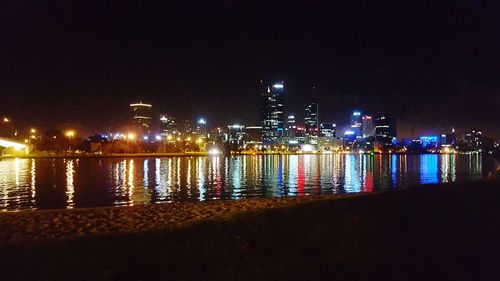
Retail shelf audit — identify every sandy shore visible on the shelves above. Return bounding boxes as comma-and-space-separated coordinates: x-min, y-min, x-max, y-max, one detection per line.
0, 193, 364, 244
2, 179, 500, 280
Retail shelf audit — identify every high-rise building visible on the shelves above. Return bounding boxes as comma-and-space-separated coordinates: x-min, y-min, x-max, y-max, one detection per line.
320, 123, 336, 138
228, 124, 246, 147
464, 129, 483, 148
374, 113, 397, 144
130, 102, 152, 135
286, 115, 296, 138
350, 111, 362, 137
362, 115, 373, 137
196, 118, 207, 137
159, 115, 177, 136
261, 81, 285, 144
304, 88, 319, 136
440, 128, 457, 146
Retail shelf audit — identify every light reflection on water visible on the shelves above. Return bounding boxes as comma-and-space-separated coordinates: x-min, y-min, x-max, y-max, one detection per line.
0, 154, 496, 211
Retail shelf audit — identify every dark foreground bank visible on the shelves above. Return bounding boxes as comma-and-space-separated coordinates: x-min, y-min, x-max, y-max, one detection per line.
2, 180, 500, 281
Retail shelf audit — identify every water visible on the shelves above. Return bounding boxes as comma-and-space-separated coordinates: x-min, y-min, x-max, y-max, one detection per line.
0, 153, 496, 211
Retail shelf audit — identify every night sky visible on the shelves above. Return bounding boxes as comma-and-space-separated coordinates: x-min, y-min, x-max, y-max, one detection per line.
1, 0, 499, 138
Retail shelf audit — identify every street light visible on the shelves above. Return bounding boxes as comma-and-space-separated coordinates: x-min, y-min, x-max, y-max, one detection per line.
3, 117, 9, 123
65, 130, 75, 152
127, 133, 136, 153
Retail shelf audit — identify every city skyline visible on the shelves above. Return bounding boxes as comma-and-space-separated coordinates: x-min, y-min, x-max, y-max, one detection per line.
1, 1, 499, 138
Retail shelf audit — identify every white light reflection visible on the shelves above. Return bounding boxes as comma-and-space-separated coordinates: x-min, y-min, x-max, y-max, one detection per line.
143, 159, 149, 188
30, 159, 36, 204
65, 159, 75, 208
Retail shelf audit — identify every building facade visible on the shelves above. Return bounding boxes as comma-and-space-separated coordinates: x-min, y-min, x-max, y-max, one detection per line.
350, 111, 362, 137
261, 81, 285, 144
374, 113, 397, 144
362, 115, 373, 137
304, 101, 319, 136
130, 102, 152, 136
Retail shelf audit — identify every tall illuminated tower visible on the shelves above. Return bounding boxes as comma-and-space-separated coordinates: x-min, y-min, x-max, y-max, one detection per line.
304, 86, 319, 136
130, 101, 152, 135
362, 115, 373, 137
261, 80, 285, 144
350, 111, 362, 137
374, 113, 397, 144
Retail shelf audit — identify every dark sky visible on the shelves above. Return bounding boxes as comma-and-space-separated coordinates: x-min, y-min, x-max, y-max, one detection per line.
1, 0, 499, 138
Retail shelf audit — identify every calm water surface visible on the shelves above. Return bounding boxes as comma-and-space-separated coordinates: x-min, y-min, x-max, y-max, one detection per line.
0, 154, 496, 211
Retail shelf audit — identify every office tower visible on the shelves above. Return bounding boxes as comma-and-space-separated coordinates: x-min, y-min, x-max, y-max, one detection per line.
159, 115, 177, 136
374, 113, 397, 144
130, 101, 152, 135
440, 128, 457, 146
261, 81, 285, 144
227, 124, 246, 147
362, 115, 373, 137
196, 118, 207, 137
464, 129, 483, 148
350, 111, 362, 137
320, 123, 336, 138
304, 87, 319, 135
286, 115, 296, 138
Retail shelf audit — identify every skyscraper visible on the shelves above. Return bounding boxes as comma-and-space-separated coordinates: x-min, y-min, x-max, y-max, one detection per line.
159, 115, 177, 136
362, 115, 373, 137
261, 81, 285, 144
130, 101, 152, 135
304, 88, 319, 136
196, 118, 207, 137
320, 123, 336, 138
286, 114, 296, 138
374, 113, 397, 144
350, 111, 362, 137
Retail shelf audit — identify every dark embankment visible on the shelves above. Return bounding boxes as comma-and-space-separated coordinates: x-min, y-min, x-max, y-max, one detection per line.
2, 180, 500, 281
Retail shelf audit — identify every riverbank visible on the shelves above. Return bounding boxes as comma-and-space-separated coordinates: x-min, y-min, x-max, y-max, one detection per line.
1, 150, 496, 159
1, 179, 500, 280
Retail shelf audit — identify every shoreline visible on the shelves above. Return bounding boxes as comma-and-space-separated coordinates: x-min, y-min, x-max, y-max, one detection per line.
1, 178, 497, 244
0, 150, 492, 159
1, 179, 500, 280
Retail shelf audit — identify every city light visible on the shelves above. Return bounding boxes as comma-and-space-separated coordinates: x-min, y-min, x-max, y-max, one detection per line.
129, 102, 152, 107
155, 135, 162, 141
65, 130, 75, 138
127, 133, 136, 140
0, 139, 27, 149
3, 117, 9, 123
197, 118, 206, 125
208, 148, 221, 155
273, 83, 284, 89
30, 128, 36, 134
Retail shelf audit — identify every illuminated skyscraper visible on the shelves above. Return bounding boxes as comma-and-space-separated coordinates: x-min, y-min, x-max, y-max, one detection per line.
261, 81, 285, 144
286, 115, 296, 138
374, 113, 396, 144
362, 115, 373, 137
159, 115, 177, 136
350, 111, 362, 137
227, 124, 246, 147
130, 101, 152, 135
196, 118, 207, 137
304, 88, 319, 136
320, 123, 336, 138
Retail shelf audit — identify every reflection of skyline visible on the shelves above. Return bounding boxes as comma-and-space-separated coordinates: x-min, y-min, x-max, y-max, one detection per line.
0, 154, 493, 211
